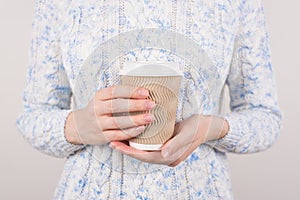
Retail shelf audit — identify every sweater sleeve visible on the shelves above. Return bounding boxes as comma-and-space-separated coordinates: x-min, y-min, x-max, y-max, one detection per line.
208, 0, 282, 153
16, 0, 84, 158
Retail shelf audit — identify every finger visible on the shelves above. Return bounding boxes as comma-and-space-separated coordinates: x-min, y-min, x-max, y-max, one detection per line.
100, 114, 154, 130
109, 141, 165, 164
169, 158, 184, 167
103, 126, 146, 142
173, 122, 182, 136
110, 141, 185, 165
110, 141, 147, 154
168, 139, 201, 167
101, 99, 156, 114
161, 127, 198, 158
96, 85, 149, 100
168, 147, 191, 167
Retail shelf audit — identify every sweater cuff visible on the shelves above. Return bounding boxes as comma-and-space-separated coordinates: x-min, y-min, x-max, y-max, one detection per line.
206, 113, 243, 153
53, 109, 85, 157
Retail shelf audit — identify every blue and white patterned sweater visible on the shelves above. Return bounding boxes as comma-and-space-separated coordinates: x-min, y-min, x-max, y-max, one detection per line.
17, 0, 282, 199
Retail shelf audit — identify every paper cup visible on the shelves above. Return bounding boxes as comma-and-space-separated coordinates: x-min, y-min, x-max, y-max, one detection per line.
120, 62, 182, 151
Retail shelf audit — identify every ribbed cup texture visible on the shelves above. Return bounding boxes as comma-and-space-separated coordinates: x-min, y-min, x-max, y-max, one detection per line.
121, 75, 182, 145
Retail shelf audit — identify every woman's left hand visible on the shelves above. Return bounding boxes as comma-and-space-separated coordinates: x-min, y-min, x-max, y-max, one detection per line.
109, 114, 229, 167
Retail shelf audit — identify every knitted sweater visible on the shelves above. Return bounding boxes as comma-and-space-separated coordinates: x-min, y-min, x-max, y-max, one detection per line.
17, 0, 282, 199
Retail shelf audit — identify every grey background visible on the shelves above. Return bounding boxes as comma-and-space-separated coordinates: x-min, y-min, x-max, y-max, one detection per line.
0, 1, 299, 199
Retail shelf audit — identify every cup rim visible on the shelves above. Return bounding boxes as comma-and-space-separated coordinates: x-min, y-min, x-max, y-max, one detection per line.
129, 141, 163, 151
120, 61, 183, 76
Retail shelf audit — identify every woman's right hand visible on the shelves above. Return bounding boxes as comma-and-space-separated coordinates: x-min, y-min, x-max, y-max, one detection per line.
64, 85, 156, 145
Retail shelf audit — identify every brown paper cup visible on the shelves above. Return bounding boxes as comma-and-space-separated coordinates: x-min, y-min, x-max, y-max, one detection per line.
120, 62, 182, 151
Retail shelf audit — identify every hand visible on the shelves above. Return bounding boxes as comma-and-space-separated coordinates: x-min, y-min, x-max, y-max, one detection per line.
109, 115, 228, 167
64, 85, 156, 145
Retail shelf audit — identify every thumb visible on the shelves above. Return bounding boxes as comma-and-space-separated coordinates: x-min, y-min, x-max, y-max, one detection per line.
161, 128, 197, 158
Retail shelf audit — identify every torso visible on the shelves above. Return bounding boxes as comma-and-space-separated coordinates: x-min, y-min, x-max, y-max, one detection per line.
55, 1, 238, 199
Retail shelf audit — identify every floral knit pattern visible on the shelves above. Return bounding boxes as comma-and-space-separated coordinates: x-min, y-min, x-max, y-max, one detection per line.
17, 0, 282, 199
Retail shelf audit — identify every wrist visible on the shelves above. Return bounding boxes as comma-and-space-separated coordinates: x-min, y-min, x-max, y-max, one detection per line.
64, 111, 82, 145
203, 115, 229, 141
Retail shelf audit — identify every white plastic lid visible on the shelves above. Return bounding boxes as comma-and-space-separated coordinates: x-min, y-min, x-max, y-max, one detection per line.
120, 61, 182, 76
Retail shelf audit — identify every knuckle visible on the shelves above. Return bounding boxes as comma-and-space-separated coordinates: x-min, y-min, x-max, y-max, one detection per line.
102, 100, 112, 114
108, 117, 119, 129
98, 116, 109, 129
108, 86, 117, 98
95, 90, 100, 98
111, 99, 123, 113
118, 116, 131, 128
95, 117, 105, 131
86, 104, 95, 116
93, 102, 103, 116
95, 90, 103, 99
96, 86, 117, 100
130, 100, 139, 111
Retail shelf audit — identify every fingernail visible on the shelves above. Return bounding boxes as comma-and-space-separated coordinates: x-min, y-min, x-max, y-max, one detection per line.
144, 114, 154, 122
136, 126, 145, 133
161, 150, 170, 158
138, 89, 149, 97
146, 101, 156, 109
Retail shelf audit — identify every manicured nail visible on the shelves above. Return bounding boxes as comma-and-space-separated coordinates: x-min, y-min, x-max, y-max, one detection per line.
138, 89, 149, 97
146, 101, 156, 109
136, 126, 146, 133
144, 115, 154, 122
